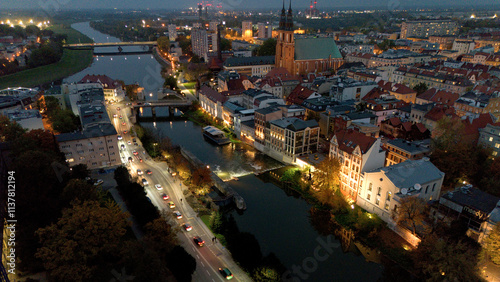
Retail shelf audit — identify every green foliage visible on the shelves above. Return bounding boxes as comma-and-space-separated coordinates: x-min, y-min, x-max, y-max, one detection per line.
484, 223, 500, 265
164, 75, 178, 90
280, 168, 302, 186
125, 84, 140, 101
43, 96, 80, 133
413, 82, 428, 95
395, 197, 427, 235
28, 41, 63, 68
0, 115, 26, 141
157, 36, 170, 52
255, 38, 277, 56
165, 246, 197, 282
60, 179, 101, 207
412, 234, 483, 281
377, 39, 395, 51
35, 200, 129, 281
220, 38, 232, 51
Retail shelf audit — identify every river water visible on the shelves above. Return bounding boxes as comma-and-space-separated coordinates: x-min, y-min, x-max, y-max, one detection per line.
70, 22, 384, 282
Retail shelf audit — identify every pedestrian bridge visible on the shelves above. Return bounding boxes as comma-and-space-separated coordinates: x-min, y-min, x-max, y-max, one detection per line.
64, 41, 157, 50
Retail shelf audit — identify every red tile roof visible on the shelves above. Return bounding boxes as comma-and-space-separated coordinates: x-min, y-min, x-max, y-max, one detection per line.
286, 85, 316, 105
199, 85, 227, 104
423, 105, 457, 122
333, 129, 378, 154
462, 113, 495, 139
79, 74, 122, 89
417, 88, 459, 107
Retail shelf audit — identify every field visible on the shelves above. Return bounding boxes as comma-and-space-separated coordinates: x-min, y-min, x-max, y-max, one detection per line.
0, 24, 94, 89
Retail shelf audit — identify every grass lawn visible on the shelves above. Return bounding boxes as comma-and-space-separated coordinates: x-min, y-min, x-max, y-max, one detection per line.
182, 82, 196, 89
0, 25, 93, 89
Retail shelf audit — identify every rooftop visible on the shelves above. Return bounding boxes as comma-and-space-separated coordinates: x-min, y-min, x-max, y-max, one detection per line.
386, 139, 432, 155
441, 185, 500, 214
377, 158, 444, 190
56, 123, 117, 142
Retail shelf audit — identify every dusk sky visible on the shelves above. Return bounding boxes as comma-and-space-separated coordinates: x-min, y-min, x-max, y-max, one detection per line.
1, 0, 499, 10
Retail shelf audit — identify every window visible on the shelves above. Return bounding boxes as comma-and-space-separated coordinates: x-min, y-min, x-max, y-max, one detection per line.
89, 149, 94, 152
367, 194, 371, 201
384, 202, 389, 210
92, 162, 97, 166
432, 183, 436, 192
377, 187, 381, 196
386, 192, 392, 202
425, 185, 429, 194
368, 183, 373, 192
76, 144, 83, 147
376, 198, 380, 206
490, 137, 494, 142
99, 147, 104, 151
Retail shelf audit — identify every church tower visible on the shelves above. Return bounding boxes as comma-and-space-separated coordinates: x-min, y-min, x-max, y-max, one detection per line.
275, 0, 295, 74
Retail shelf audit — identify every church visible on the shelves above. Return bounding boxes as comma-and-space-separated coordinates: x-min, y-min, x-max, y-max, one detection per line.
275, 1, 344, 75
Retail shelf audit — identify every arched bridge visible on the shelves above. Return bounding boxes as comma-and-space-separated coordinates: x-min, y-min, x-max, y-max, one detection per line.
64, 41, 157, 50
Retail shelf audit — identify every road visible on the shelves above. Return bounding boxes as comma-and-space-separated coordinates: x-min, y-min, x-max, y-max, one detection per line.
107, 100, 251, 282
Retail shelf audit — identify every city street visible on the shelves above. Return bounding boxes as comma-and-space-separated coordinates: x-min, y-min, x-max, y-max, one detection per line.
107, 101, 251, 282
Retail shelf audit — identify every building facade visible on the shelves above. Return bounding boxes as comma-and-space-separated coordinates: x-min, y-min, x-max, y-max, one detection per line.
401, 20, 458, 39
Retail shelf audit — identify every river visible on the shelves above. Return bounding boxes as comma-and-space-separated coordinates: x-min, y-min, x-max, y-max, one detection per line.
69, 22, 384, 281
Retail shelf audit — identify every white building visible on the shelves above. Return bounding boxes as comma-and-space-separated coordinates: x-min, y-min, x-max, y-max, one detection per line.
357, 158, 444, 224
452, 40, 476, 55
168, 24, 178, 41
7, 109, 43, 131
329, 78, 377, 102
191, 28, 208, 60
242, 21, 253, 38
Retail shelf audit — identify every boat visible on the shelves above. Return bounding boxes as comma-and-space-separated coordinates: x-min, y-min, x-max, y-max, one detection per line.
202, 126, 231, 145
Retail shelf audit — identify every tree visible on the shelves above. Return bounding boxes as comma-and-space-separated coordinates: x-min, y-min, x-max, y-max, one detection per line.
143, 217, 178, 254
36, 201, 129, 281
220, 38, 232, 51
484, 223, 500, 265
377, 39, 395, 51
191, 166, 213, 189
157, 36, 170, 52
125, 84, 140, 101
312, 156, 341, 192
0, 115, 25, 141
413, 82, 428, 95
412, 234, 482, 281
61, 179, 100, 207
255, 38, 277, 56
164, 246, 197, 282
394, 197, 427, 235
164, 75, 177, 90
70, 164, 90, 180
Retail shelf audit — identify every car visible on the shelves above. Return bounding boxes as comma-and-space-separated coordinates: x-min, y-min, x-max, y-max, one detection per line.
128, 157, 133, 162
155, 184, 163, 190
93, 179, 104, 186
134, 142, 138, 146
161, 193, 169, 200
132, 151, 138, 155
120, 144, 125, 150
119, 115, 122, 119
168, 201, 175, 209
113, 114, 117, 118
123, 130, 128, 134
182, 223, 192, 231
117, 135, 123, 140
193, 236, 205, 246
122, 122, 126, 126
173, 211, 182, 219
146, 169, 152, 175
132, 138, 136, 142
139, 158, 143, 162
137, 169, 143, 175
116, 107, 120, 111
128, 141, 132, 145
141, 178, 148, 185
219, 268, 233, 280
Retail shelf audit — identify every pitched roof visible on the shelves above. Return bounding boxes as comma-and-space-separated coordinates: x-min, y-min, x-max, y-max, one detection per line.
442, 186, 500, 214
333, 129, 377, 154
378, 80, 415, 95
79, 74, 121, 89
270, 117, 318, 131
375, 158, 444, 189
223, 55, 275, 67
286, 85, 316, 105
294, 37, 342, 60
417, 88, 459, 107
199, 85, 227, 104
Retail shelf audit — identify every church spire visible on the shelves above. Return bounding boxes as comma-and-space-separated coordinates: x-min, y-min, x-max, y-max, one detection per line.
286, 0, 293, 30
279, 0, 286, 30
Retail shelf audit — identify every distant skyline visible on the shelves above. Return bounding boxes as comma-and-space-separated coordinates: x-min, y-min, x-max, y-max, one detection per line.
2, 0, 500, 11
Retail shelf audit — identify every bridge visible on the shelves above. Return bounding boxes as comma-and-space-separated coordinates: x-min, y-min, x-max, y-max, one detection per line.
64, 41, 157, 50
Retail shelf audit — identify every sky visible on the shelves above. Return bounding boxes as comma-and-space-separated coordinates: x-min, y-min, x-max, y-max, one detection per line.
1, 0, 499, 10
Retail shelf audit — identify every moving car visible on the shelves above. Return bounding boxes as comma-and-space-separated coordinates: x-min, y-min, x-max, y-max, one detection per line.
128, 157, 133, 162
146, 169, 152, 175
128, 141, 132, 145
155, 184, 163, 190
116, 107, 120, 111
134, 142, 138, 146
120, 144, 125, 150
161, 193, 169, 200
182, 223, 192, 231
119, 115, 122, 119
137, 169, 143, 175
117, 135, 122, 140
139, 158, 143, 162
113, 114, 117, 118
132, 151, 138, 155
123, 130, 128, 134
168, 201, 175, 208
141, 178, 148, 185
132, 138, 136, 142
173, 211, 182, 219
193, 236, 205, 246
219, 268, 233, 280
122, 122, 126, 126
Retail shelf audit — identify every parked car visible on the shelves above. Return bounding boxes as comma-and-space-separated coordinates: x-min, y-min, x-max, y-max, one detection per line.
93, 179, 104, 186
193, 236, 205, 246
219, 268, 233, 280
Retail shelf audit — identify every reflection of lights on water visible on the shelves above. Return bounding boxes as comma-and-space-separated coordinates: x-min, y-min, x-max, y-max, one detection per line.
138, 57, 141, 59
110, 58, 113, 61
153, 121, 156, 128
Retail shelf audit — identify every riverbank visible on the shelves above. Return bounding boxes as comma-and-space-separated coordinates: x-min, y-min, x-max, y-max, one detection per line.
0, 25, 93, 88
